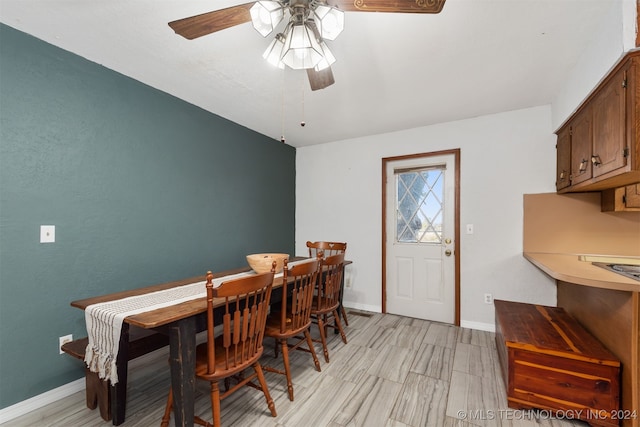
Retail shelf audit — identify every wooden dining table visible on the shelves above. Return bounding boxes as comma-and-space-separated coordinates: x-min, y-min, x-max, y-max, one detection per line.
70, 257, 351, 427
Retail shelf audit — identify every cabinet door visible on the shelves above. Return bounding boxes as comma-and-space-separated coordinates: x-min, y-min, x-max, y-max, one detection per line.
624, 183, 640, 208
570, 108, 592, 186
591, 65, 628, 178
556, 126, 571, 190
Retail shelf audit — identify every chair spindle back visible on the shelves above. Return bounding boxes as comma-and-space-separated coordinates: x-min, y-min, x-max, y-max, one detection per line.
279, 257, 321, 334
306, 241, 347, 258
316, 252, 345, 312
204, 269, 274, 375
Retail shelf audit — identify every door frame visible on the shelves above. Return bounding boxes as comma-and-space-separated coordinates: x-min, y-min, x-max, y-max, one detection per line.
381, 148, 461, 325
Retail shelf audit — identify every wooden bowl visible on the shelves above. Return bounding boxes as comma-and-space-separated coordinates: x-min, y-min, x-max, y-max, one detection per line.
246, 253, 289, 274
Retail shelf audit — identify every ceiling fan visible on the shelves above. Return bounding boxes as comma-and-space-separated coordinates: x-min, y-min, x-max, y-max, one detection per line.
168, 0, 446, 90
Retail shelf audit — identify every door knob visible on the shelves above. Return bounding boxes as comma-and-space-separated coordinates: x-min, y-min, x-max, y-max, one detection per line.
445, 249, 452, 256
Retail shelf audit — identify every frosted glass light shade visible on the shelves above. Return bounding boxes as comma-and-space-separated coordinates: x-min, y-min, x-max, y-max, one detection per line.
250, 1, 284, 37
313, 4, 344, 40
262, 33, 286, 69
314, 41, 336, 70
281, 22, 323, 69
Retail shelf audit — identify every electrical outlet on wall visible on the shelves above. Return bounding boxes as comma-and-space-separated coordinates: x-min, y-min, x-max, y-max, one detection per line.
484, 293, 493, 304
40, 225, 55, 243
59, 334, 73, 354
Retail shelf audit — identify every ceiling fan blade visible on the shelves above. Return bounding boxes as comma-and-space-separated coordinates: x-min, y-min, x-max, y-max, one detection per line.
329, 0, 445, 13
168, 3, 255, 40
307, 67, 335, 91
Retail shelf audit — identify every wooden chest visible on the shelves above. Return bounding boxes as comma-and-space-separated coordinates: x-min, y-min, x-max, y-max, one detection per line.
494, 300, 621, 427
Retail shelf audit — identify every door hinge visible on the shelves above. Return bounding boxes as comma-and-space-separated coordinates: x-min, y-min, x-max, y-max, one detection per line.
623, 147, 629, 158
622, 78, 628, 88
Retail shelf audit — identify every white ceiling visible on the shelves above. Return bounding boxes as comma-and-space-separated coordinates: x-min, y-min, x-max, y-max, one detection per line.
0, 0, 616, 147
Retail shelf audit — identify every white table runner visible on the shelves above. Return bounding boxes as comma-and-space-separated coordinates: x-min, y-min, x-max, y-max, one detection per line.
84, 260, 310, 383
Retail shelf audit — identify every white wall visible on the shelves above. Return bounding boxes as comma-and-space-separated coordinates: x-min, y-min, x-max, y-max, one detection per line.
552, 0, 637, 129
296, 105, 557, 330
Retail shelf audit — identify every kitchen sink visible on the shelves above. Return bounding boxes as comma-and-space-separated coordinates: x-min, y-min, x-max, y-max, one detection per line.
577, 255, 640, 265
578, 255, 640, 282
592, 263, 640, 281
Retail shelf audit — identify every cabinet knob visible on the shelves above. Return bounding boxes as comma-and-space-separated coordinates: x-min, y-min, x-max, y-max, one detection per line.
591, 155, 602, 166
579, 159, 588, 172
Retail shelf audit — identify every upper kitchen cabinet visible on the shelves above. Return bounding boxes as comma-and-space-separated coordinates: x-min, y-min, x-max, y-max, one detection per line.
568, 107, 593, 187
592, 63, 627, 179
601, 183, 640, 211
555, 126, 571, 190
555, 50, 640, 193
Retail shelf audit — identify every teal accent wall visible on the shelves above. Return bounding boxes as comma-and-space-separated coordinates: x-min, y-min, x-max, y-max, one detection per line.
0, 24, 295, 409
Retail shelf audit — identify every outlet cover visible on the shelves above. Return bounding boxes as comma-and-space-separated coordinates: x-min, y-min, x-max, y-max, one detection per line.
59, 334, 73, 354
40, 225, 55, 243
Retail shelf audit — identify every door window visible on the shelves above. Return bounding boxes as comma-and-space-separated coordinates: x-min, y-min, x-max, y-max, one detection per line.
395, 166, 445, 244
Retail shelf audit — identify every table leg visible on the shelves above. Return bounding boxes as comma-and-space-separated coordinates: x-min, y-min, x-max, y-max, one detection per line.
335, 268, 347, 334
168, 317, 196, 427
111, 324, 131, 425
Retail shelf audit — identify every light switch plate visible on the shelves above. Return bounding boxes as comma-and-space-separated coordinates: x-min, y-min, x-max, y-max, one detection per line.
40, 225, 55, 243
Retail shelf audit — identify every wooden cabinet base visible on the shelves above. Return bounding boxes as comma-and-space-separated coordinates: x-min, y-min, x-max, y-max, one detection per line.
495, 300, 621, 427
557, 282, 640, 427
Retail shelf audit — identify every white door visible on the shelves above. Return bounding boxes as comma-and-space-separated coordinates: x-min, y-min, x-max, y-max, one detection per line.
384, 153, 457, 323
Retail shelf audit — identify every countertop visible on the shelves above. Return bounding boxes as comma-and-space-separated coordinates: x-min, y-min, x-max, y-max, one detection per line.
524, 252, 640, 292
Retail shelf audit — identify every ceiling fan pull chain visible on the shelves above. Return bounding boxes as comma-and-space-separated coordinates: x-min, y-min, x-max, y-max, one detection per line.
301, 72, 306, 127
281, 67, 287, 143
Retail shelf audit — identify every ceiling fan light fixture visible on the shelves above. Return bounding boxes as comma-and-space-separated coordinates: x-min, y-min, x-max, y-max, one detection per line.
281, 22, 324, 69
263, 33, 286, 69
314, 41, 336, 71
250, 1, 285, 37
313, 4, 344, 41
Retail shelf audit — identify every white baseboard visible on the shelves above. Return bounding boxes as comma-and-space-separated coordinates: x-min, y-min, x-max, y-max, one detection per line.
344, 304, 496, 333
0, 346, 170, 424
343, 302, 381, 313
0, 378, 84, 424
460, 320, 495, 332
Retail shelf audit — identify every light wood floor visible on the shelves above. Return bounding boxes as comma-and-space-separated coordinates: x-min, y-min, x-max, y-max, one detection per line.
2, 311, 587, 427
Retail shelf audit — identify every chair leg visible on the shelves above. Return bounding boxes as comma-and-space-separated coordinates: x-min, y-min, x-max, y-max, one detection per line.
253, 362, 277, 417
333, 309, 348, 344
340, 304, 349, 326
280, 339, 294, 401
317, 316, 330, 363
211, 382, 222, 427
304, 329, 321, 372
160, 388, 173, 427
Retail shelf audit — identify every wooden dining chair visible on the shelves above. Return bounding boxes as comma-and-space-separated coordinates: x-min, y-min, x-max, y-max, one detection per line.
311, 252, 347, 363
306, 241, 347, 258
264, 257, 322, 401
161, 269, 277, 427
306, 241, 349, 326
